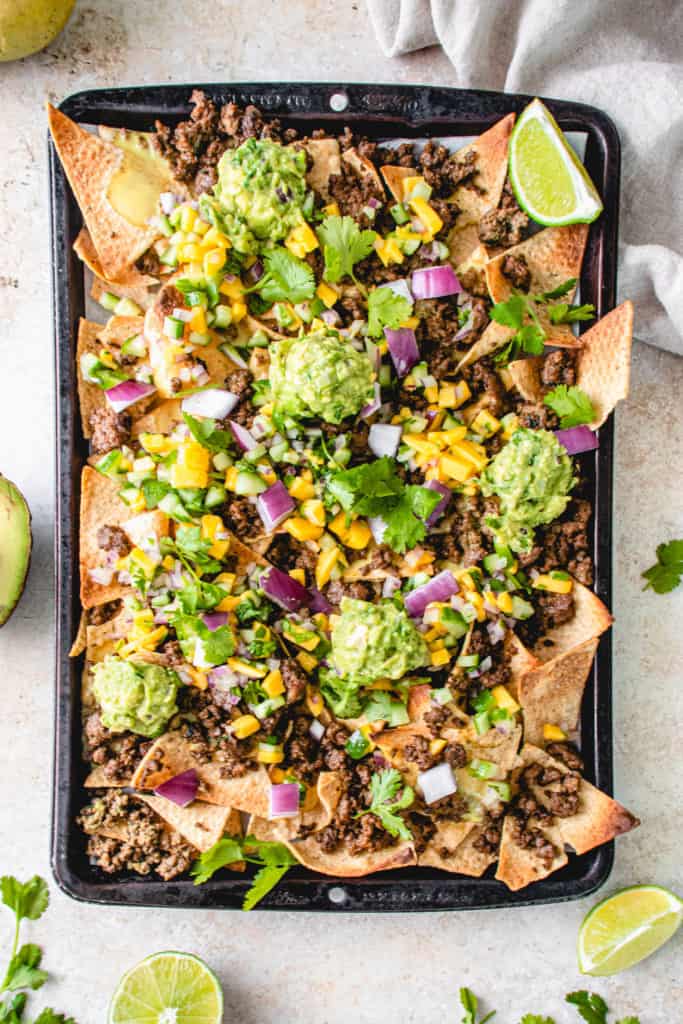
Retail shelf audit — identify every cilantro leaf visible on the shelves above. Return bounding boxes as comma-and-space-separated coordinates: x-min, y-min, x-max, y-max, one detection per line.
32, 1011, 77, 1024
382, 486, 442, 554
317, 215, 377, 284
641, 539, 683, 594
516, 324, 545, 355
182, 412, 234, 453
548, 302, 595, 325
141, 478, 171, 510
192, 836, 296, 910
362, 690, 409, 728
2, 948, 46, 994
490, 293, 527, 330
459, 987, 496, 1024
0, 994, 26, 1023
0, 879, 48, 924
176, 577, 227, 615
242, 864, 292, 912
358, 769, 414, 840
520, 1016, 556, 1024
544, 385, 596, 428
367, 287, 412, 338
536, 277, 577, 301
251, 248, 315, 305
171, 613, 235, 666
319, 667, 363, 719
566, 991, 609, 1024
190, 838, 244, 885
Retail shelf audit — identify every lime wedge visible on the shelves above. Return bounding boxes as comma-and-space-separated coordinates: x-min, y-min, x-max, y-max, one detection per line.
109, 951, 224, 1024
509, 98, 603, 226
578, 885, 683, 976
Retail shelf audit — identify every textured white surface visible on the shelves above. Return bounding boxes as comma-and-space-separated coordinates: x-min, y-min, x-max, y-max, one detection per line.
0, 2, 681, 1021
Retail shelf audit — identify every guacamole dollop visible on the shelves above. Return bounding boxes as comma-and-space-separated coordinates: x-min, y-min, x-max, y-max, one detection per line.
92, 657, 180, 738
480, 427, 575, 552
330, 598, 428, 685
270, 329, 375, 424
210, 138, 308, 253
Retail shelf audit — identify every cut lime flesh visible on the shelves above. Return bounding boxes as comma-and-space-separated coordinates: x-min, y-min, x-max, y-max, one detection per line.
109, 951, 223, 1024
509, 98, 603, 227
578, 884, 683, 977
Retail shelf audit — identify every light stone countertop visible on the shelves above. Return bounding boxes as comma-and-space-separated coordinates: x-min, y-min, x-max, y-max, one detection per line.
0, 2, 681, 1021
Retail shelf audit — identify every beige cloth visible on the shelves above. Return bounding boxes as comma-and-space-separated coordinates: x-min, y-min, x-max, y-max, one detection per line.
367, 0, 683, 354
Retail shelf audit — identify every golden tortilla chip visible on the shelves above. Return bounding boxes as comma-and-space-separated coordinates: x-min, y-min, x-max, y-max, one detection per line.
131, 398, 182, 437
507, 355, 544, 402
245, 772, 343, 843
505, 632, 541, 701
519, 636, 600, 746
84, 764, 128, 788
450, 114, 515, 224
85, 605, 131, 662
455, 319, 515, 373
75, 227, 157, 310
138, 795, 241, 854
419, 821, 496, 876
76, 316, 153, 437
341, 147, 384, 192
485, 224, 589, 348
48, 105, 163, 279
305, 138, 341, 198
70, 612, 88, 657
79, 466, 132, 608
520, 744, 639, 855
533, 580, 612, 662
495, 812, 568, 891
285, 833, 416, 877
380, 165, 415, 203
452, 238, 492, 295
576, 300, 634, 428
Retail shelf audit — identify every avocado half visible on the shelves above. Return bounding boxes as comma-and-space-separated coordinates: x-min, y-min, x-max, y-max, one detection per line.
0, 474, 32, 626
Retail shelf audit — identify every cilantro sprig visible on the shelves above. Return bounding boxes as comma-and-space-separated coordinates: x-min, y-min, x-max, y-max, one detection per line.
191, 836, 297, 909
325, 457, 441, 554
245, 247, 315, 305
0, 877, 75, 1023
317, 214, 377, 287
357, 769, 414, 841
460, 988, 496, 1024
544, 385, 596, 428
641, 539, 683, 594
182, 412, 235, 453
457, 987, 640, 1024
367, 286, 413, 338
491, 278, 594, 365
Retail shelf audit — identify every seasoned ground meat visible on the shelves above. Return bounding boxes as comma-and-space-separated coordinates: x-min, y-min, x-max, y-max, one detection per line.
423, 704, 450, 736
517, 498, 593, 587
223, 496, 263, 537
536, 590, 575, 630
546, 742, 584, 772
327, 162, 383, 228
225, 369, 251, 396
451, 494, 490, 567
135, 248, 162, 277
430, 792, 469, 821
473, 819, 503, 856
418, 141, 477, 197
286, 714, 323, 783
509, 813, 556, 869
157, 284, 184, 318
541, 349, 576, 387
418, 296, 489, 378
465, 359, 507, 417
443, 742, 468, 769
478, 179, 530, 249
325, 579, 378, 608
315, 759, 399, 856
467, 624, 510, 689
160, 639, 185, 666
319, 721, 350, 772
281, 658, 307, 704
501, 252, 531, 291
96, 525, 130, 558
267, 534, 318, 581
89, 406, 131, 454
83, 714, 150, 781
405, 810, 437, 853
403, 735, 436, 771
88, 600, 121, 627
516, 401, 559, 430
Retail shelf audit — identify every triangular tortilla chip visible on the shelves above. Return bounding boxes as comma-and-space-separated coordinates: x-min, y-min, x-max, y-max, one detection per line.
131, 731, 270, 814
84, 765, 129, 788
131, 398, 182, 437
79, 466, 133, 608
69, 612, 88, 657
576, 301, 634, 428
507, 355, 545, 402
450, 114, 515, 224
282, 832, 416, 877
533, 580, 612, 662
520, 744, 639, 855
48, 105, 163, 279
138, 795, 240, 854
455, 319, 514, 373
495, 812, 567, 891
380, 165, 415, 203
243, 772, 342, 843
519, 636, 600, 746
419, 821, 495, 876
452, 238, 491, 296
85, 604, 131, 662
74, 227, 157, 309
341, 147, 383, 192
76, 316, 154, 437
505, 632, 541, 701
485, 224, 589, 347
305, 138, 341, 198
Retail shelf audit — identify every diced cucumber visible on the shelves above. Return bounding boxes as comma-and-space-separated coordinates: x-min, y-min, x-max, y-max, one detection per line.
234, 470, 267, 496
205, 484, 227, 508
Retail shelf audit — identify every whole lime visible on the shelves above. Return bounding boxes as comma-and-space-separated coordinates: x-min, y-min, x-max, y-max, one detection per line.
0, 0, 75, 62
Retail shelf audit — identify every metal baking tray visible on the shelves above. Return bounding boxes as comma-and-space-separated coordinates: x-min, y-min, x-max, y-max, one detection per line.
51, 83, 620, 911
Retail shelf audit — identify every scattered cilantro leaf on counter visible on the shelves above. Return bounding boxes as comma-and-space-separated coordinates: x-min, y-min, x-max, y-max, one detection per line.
367, 286, 412, 338
248, 247, 315, 305
459, 987, 496, 1024
566, 991, 611, 1024
32, 1012, 77, 1024
544, 385, 596, 428
357, 769, 414, 840
317, 215, 377, 285
641, 539, 683, 594
191, 836, 297, 910
521, 1016, 556, 1024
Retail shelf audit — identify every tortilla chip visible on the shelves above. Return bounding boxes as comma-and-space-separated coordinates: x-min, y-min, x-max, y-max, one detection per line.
521, 744, 639, 855
576, 301, 634, 428
419, 821, 497, 876
380, 165, 415, 203
85, 605, 131, 662
505, 632, 541, 700
74, 228, 157, 309
245, 772, 343, 843
130, 731, 271, 814
84, 765, 129, 788
455, 319, 514, 373
452, 237, 492, 296
341, 147, 384, 192
533, 581, 612, 663
519, 636, 600, 746
79, 466, 132, 608
305, 138, 341, 198
485, 225, 589, 348
284, 833, 416, 877
48, 105, 164, 279
452, 114, 515, 222
70, 612, 88, 657
76, 316, 153, 437
138, 795, 240, 854
131, 399, 182, 437
507, 356, 544, 402
495, 812, 568, 891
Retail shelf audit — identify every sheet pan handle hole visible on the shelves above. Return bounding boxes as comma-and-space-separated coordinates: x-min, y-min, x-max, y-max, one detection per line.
328, 885, 347, 904
329, 91, 349, 113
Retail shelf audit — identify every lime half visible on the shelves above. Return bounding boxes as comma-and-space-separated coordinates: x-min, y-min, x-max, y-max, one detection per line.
578, 885, 683, 976
109, 951, 224, 1024
509, 98, 603, 226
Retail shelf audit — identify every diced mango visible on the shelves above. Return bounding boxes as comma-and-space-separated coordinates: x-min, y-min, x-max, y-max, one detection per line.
316, 282, 338, 308
297, 651, 318, 673
283, 517, 324, 542
323, 202, 340, 217
171, 442, 210, 489
220, 278, 245, 300
430, 648, 451, 667
257, 745, 284, 765
491, 685, 520, 714
402, 175, 428, 200
374, 237, 404, 266
263, 669, 285, 698
496, 591, 514, 615
225, 466, 239, 491
201, 514, 230, 559
231, 714, 261, 739
424, 385, 439, 403
429, 738, 447, 755
470, 409, 501, 437
228, 657, 267, 679
231, 300, 247, 322
440, 453, 475, 483
289, 568, 306, 586
300, 498, 326, 527
543, 723, 567, 742
532, 573, 574, 595
409, 196, 443, 236
289, 476, 316, 501
315, 545, 340, 589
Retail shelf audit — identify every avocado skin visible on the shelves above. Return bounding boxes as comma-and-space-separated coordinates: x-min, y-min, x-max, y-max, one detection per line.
0, 474, 32, 626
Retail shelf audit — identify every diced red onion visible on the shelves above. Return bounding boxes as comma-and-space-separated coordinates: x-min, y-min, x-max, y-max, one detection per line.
105, 380, 156, 414
455, 312, 475, 341
404, 570, 460, 619
425, 480, 452, 526
367, 196, 381, 209
321, 308, 340, 326
360, 382, 382, 419
555, 425, 599, 455
269, 782, 300, 819
487, 620, 506, 645
381, 278, 413, 305
229, 420, 258, 452
418, 763, 457, 805
159, 191, 177, 215
202, 611, 228, 632
182, 389, 239, 420
385, 328, 420, 377
411, 265, 462, 300
309, 586, 333, 614
309, 719, 325, 742
256, 481, 296, 532
368, 516, 387, 545
368, 423, 402, 459
154, 769, 199, 808
260, 566, 311, 612
382, 576, 401, 598
245, 259, 264, 285
372, 751, 389, 769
